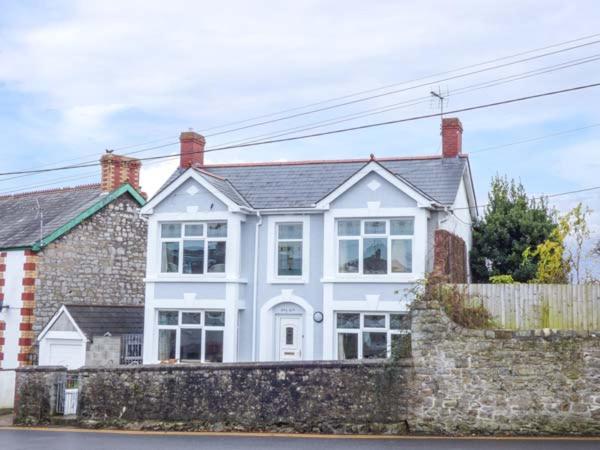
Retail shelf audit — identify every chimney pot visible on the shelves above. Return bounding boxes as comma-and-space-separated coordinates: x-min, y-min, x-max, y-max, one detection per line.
180, 131, 206, 168
441, 117, 463, 158
100, 154, 142, 192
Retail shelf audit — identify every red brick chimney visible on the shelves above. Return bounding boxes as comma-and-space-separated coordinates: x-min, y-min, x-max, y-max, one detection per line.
441, 117, 463, 158
180, 131, 206, 168
100, 153, 142, 192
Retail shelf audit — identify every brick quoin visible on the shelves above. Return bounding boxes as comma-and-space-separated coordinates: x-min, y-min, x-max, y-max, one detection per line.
23, 262, 36, 271
18, 338, 32, 347
20, 308, 34, 317
0, 264, 5, 271
0, 279, 4, 287
22, 277, 35, 286
19, 323, 32, 331
0, 322, 5, 331
21, 292, 34, 301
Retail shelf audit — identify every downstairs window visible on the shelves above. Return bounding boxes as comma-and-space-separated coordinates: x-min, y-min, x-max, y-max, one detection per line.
336, 312, 410, 360
157, 310, 225, 362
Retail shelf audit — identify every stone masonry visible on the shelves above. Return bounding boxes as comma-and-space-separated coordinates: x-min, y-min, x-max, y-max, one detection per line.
14, 302, 600, 435
34, 195, 146, 339
409, 300, 600, 435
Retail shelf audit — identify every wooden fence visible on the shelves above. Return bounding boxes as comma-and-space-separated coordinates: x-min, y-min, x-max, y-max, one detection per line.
458, 284, 600, 331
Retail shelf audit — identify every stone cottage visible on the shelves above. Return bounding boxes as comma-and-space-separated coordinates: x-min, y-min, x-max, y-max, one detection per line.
0, 153, 147, 407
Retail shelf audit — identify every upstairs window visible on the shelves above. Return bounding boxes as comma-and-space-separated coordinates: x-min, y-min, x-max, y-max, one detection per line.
337, 218, 413, 275
160, 222, 227, 274
277, 222, 303, 277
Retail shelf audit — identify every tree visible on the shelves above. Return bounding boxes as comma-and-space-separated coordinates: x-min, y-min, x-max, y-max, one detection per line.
566, 203, 591, 283
523, 203, 591, 283
470, 176, 556, 282
523, 214, 570, 283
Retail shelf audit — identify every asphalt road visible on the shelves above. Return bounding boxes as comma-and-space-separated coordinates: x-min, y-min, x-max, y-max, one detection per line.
1, 429, 599, 450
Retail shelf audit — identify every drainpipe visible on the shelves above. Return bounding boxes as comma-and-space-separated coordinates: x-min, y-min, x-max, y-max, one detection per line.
251, 211, 262, 361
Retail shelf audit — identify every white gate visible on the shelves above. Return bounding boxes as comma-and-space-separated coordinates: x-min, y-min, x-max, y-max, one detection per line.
64, 388, 78, 415
55, 374, 79, 416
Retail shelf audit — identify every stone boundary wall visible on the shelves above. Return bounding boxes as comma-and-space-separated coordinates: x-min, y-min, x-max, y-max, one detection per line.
13, 366, 66, 424
13, 302, 600, 435
15, 360, 411, 433
410, 300, 600, 435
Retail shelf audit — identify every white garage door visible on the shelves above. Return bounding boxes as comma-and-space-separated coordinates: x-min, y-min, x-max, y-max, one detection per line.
47, 339, 85, 369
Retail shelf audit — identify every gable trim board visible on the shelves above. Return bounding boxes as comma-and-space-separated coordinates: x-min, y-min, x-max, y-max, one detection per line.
30, 183, 146, 252
140, 169, 250, 215
314, 161, 437, 210
37, 305, 88, 343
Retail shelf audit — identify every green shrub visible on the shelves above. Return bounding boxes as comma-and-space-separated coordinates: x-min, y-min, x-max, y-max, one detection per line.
418, 274, 495, 329
489, 274, 515, 284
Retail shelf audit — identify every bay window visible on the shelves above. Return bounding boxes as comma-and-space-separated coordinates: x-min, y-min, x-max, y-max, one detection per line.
160, 222, 227, 274
336, 312, 410, 360
337, 218, 413, 275
157, 310, 225, 362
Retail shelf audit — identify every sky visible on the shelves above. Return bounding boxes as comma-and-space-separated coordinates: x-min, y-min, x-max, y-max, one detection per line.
1, 1, 600, 271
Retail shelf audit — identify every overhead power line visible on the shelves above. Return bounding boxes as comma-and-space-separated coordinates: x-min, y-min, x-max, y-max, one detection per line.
201, 39, 600, 139
198, 32, 600, 133
454, 185, 600, 211
105, 33, 600, 151
210, 53, 600, 149
1, 81, 599, 178
3, 50, 598, 187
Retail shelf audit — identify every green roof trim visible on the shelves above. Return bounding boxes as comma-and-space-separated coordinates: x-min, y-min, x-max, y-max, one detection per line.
31, 184, 146, 252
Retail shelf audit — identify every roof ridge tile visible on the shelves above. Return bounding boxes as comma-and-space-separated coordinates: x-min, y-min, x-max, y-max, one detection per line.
0, 183, 101, 200
203, 154, 468, 169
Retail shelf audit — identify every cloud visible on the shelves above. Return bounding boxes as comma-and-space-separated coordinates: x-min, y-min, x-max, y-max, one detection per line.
0, 0, 600, 198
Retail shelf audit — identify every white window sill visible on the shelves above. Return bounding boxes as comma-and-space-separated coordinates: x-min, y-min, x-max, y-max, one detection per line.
267, 277, 309, 285
321, 275, 421, 284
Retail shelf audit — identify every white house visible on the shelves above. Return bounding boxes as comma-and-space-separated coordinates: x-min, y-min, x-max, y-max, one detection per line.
140, 118, 477, 364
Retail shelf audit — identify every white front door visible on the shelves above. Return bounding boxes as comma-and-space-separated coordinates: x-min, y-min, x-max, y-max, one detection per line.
276, 315, 303, 361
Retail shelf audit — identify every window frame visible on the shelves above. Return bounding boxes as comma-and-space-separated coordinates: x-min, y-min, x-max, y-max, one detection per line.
267, 215, 310, 284
159, 221, 228, 276
335, 218, 414, 277
335, 312, 410, 360
276, 222, 304, 278
156, 309, 225, 363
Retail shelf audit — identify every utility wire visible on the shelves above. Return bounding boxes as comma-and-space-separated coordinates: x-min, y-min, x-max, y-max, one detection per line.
1, 81, 599, 178
211, 54, 600, 148
453, 185, 600, 211
104, 33, 600, 150
197, 32, 600, 133
3, 51, 597, 187
201, 39, 600, 138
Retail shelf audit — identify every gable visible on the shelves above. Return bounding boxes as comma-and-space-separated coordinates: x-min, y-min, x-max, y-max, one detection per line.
154, 178, 228, 214
48, 312, 77, 332
330, 172, 418, 209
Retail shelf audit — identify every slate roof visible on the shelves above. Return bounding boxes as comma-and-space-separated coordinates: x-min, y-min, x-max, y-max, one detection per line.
0, 184, 105, 249
157, 155, 469, 209
65, 305, 144, 338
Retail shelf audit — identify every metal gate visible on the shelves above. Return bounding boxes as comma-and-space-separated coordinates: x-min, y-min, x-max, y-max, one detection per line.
55, 374, 78, 415
120, 334, 143, 365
